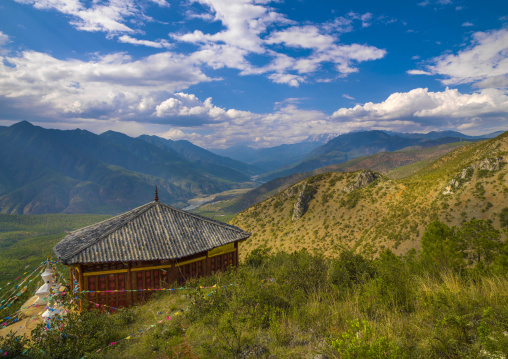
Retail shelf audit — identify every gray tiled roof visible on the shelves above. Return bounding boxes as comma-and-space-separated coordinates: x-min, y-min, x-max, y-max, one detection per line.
53, 201, 250, 264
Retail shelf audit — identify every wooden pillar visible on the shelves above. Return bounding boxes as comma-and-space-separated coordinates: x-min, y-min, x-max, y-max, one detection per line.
78, 264, 84, 312
114, 273, 119, 309
170, 260, 176, 286
105, 274, 109, 306
234, 242, 238, 267
127, 262, 133, 307
206, 251, 210, 276
78, 264, 84, 293
142, 268, 146, 302
70, 270, 74, 293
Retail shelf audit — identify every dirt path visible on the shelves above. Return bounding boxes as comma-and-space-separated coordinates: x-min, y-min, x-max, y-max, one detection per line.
0, 296, 46, 338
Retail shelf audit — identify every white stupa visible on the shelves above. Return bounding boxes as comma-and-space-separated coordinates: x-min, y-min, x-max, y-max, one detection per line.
35, 262, 53, 305
42, 297, 61, 321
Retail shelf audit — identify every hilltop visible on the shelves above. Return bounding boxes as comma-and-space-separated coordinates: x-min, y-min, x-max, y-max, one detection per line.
218, 141, 469, 214
231, 131, 508, 258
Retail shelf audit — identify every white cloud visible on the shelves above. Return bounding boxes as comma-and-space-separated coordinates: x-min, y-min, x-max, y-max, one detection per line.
118, 35, 172, 49
154, 93, 227, 121
407, 69, 432, 75
268, 73, 304, 87
266, 25, 335, 51
190, 44, 253, 73
150, 0, 169, 7
172, 2, 386, 85
14, 0, 170, 35
418, 0, 453, 6
475, 75, 508, 89
174, 0, 289, 54
342, 94, 355, 100
265, 26, 386, 76
150, 101, 332, 149
429, 28, 508, 88
0, 50, 212, 122
0, 32, 10, 55
462, 22, 474, 27
14, 0, 389, 87
360, 13, 373, 28
158, 128, 186, 140
331, 87, 508, 133
14, 0, 143, 34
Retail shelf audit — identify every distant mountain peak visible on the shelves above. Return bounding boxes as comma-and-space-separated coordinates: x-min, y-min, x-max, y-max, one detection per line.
304, 133, 340, 143
11, 120, 35, 129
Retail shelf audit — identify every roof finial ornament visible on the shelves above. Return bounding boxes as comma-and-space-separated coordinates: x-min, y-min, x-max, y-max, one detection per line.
154, 186, 159, 202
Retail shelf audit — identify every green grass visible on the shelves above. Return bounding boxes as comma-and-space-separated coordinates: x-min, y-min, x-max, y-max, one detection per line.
3, 248, 508, 358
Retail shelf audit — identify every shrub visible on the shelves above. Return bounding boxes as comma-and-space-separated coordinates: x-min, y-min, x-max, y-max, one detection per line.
329, 250, 375, 290
244, 247, 271, 268
499, 207, 508, 228
332, 319, 403, 359
421, 220, 464, 272
273, 250, 329, 306
478, 307, 508, 356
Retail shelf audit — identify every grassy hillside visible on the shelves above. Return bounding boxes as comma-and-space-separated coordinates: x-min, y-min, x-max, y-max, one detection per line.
231, 132, 508, 259
3, 249, 508, 358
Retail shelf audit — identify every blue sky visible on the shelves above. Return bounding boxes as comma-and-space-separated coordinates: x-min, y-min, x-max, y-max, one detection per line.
0, 0, 507, 148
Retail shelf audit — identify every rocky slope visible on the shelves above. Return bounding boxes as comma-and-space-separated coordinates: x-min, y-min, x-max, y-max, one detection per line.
220, 141, 468, 214
231, 132, 508, 258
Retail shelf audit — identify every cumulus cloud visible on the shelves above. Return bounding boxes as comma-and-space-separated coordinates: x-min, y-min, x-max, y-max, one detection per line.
153, 102, 331, 149
154, 93, 227, 125
331, 87, 508, 134
0, 50, 212, 123
429, 28, 508, 88
190, 44, 253, 73
173, 0, 289, 54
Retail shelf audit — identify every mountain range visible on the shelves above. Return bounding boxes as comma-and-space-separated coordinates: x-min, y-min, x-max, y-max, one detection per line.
209, 141, 324, 173
0, 121, 257, 214
258, 130, 496, 181
0, 121, 504, 215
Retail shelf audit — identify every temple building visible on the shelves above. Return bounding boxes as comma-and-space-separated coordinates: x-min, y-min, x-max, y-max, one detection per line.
53, 190, 250, 309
